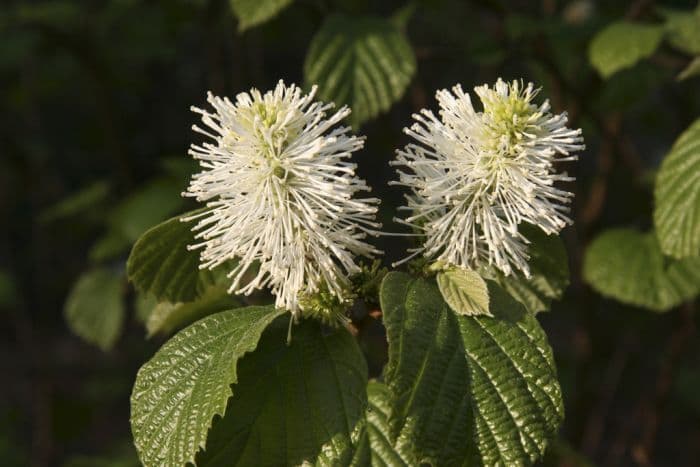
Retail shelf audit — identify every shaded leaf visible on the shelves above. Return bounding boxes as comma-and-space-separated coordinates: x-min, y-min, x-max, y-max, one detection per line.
196, 318, 368, 466
130, 306, 284, 467
588, 21, 663, 78
39, 181, 110, 223
127, 209, 221, 303
350, 381, 415, 467
90, 230, 131, 263
63, 441, 140, 467
436, 267, 491, 316
109, 178, 184, 242
229, 0, 293, 32
0, 269, 18, 307
135, 292, 158, 324
380, 272, 563, 466
390, 1, 417, 30
583, 228, 700, 311
484, 225, 569, 314
304, 14, 416, 128
65, 268, 125, 351
654, 118, 700, 258
146, 285, 243, 337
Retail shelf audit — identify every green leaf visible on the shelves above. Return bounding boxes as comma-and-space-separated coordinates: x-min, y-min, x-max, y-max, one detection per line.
677, 56, 700, 81
90, 230, 132, 263
0, 269, 18, 307
584, 229, 700, 311
660, 7, 700, 55
229, 0, 293, 32
654, 119, 700, 258
485, 225, 570, 314
588, 21, 663, 78
304, 14, 416, 128
146, 285, 243, 337
436, 267, 491, 316
390, 1, 417, 30
64, 268, 125, 351
38, 181, 110, 223
130, 306, 284, 467
196, 318, 368, 466
380, 272, 563, 466
135, 292, 158, 324
109, 178, 184, 242
127, 209, 222, 303
351, 381, 415, 466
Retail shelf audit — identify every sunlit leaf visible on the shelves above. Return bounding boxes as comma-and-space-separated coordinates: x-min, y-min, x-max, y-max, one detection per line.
436, 266, 491, 316
589, 21, 663, 78
130, 306, 284, 467
380, 272, 563, 465
654, 118, 700, 258
583, 228, 700, 311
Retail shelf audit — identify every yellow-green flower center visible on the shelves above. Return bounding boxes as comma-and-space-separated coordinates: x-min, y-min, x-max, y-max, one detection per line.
482, 90, 537, 154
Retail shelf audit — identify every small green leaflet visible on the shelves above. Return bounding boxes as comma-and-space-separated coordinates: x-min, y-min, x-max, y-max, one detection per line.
588, 21, 663, 78
654, 118, 700, 258
436, 266, 491, 317
584, 228, 700, 311
196, 319, 368, 466
304, 14, 416, 128
64, 267, 125, 351
380, 272, 564, 466
229, 0, 293, 32
130, 306, 284, 467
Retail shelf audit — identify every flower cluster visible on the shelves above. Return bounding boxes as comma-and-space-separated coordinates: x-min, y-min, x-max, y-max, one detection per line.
391, 78, 584, 276
184, 81, 380, 315
184, 78, 582, 317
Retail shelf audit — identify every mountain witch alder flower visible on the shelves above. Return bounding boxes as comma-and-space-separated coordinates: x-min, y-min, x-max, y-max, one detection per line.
184, 81, 381, 315
391, 78, 584, 276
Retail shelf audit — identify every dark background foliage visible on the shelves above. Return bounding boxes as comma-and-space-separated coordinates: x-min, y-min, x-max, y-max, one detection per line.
1, 0, 699, 465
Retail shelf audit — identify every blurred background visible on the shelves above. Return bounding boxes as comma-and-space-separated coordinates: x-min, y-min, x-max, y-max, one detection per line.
1, 0, 699, 465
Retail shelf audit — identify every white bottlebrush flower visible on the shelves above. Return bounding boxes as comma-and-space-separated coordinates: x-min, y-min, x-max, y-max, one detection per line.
391, 78, 584, 277
184, 80, 381, 315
